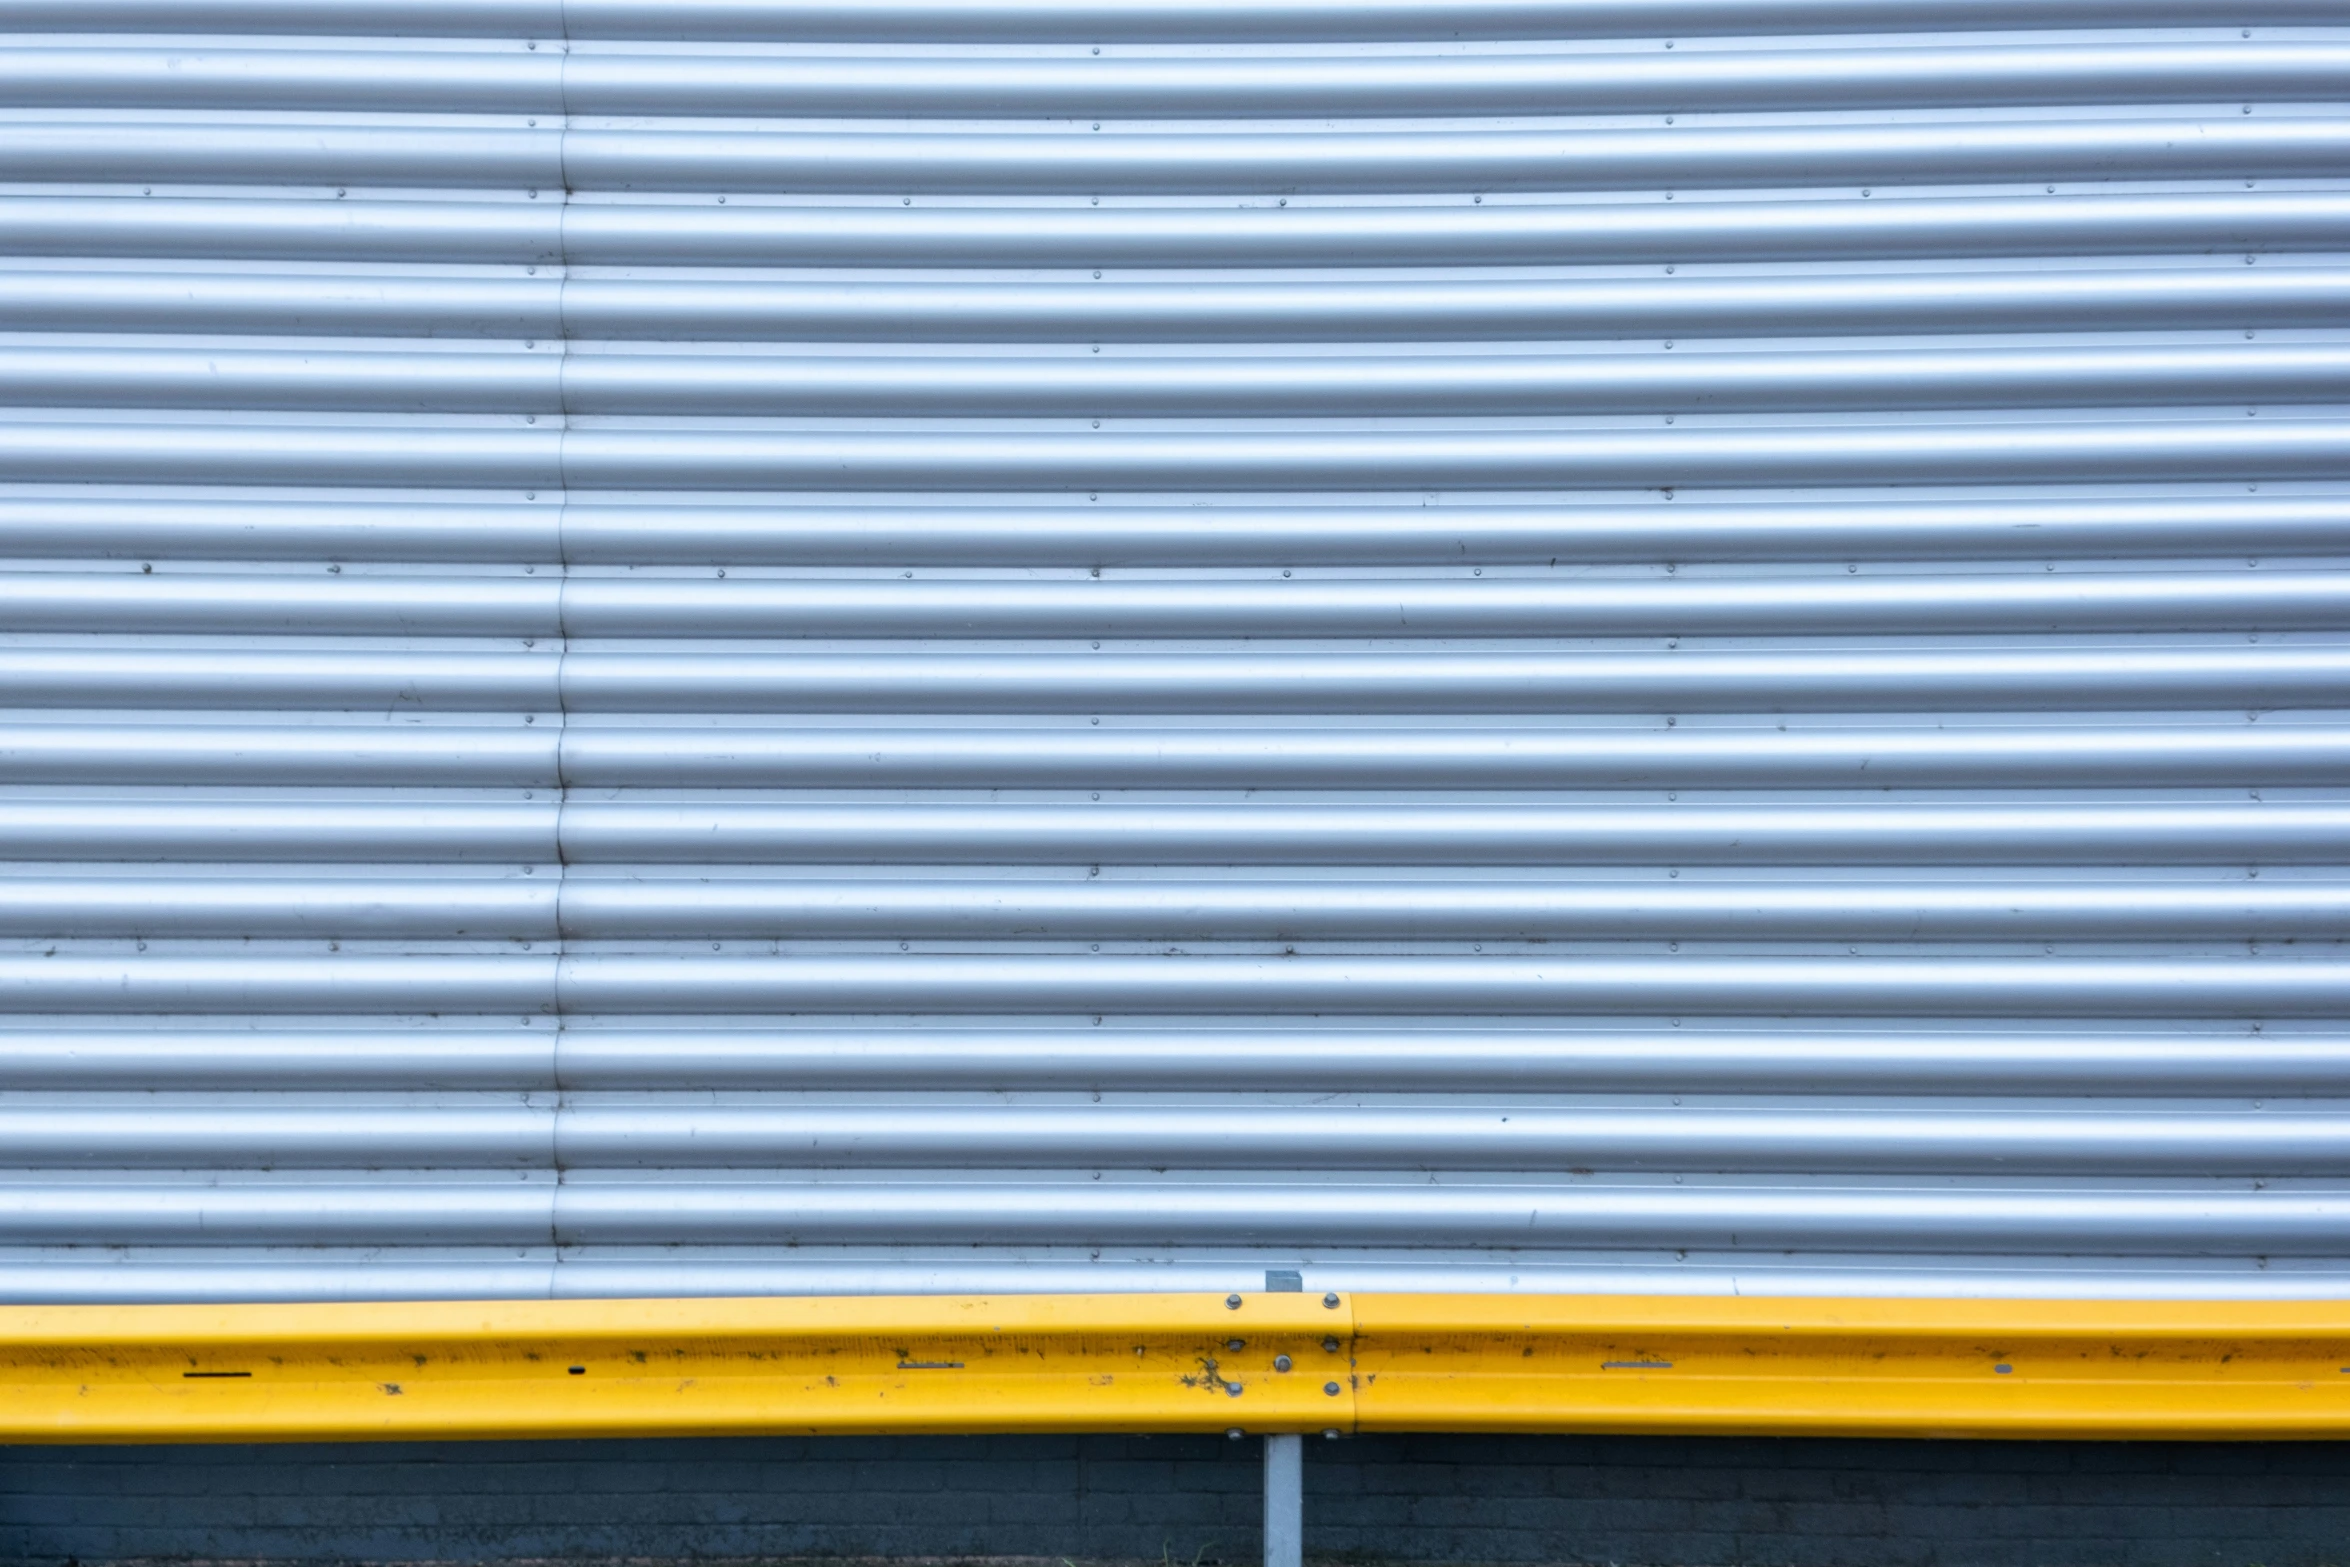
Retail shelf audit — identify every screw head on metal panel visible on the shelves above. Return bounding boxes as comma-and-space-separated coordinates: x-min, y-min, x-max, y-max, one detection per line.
1274, 1355, 1292, 1372
1324, 1383, 1341, 1396
1227, 1338, 1245, 1351
1226, 1383, 1243, 1396
1227, 1294, 1242, 1309
1323, 1293, 1340, 1308
1322, 1337, 1339, 1353
1324, 1429, 1341, 1439
1227, 1428, 1244, 1440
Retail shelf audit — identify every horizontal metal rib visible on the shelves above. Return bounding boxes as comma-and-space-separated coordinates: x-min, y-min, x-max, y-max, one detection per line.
12, 1175, 2349, 1253
552, 1105, 2350, 1175
0, 420, 2335, 490
559, 42, 2350, 117
2, 119, 2338, 194
3, 496, 2340, 566
0, 726, 557, 786
0, 879, 558, 938
4, 2, 2341, 43
560, 344, 2350, 418
0, 954, 2338, 1016
0, 646, 2326, 714
557, 647, 2350, 715
0, 803, 553, 862
548, 803, 2350, 865
0, 198, 561, 265
7, 192, 2336, 268
19, 266, 2340, 343
9, 723, 2335, 789
6, 43, 2344, 117
545, 1180, 2350, 1254
0, 272, 558, 339
552, 726, 2350, 790
5, 802, 2336, 867
0, 649, 556, 711
0, 125, 558, 190
557, 955, 2350, 1018
6, 1100, 2346, 1176
552, 879, 2350, 942
0, 498, 559, 563
0, 1103, 552, 1167
0, 1027, 2338, 1094
0, 1031, 552, 1089
0, 1182, 554, 1244
0, 574, 556, 636
546, 1028, 2350, 1094
2, 875, 2335, 941
12, 344, 2345, 417
5, 571, 2334, 639
561, 268, 2350, 343
564, 573, 2341, 638
559, 119, 2350, 195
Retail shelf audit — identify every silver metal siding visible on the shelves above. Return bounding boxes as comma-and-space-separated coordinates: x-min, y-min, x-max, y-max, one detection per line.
0, 5, 2344, 1304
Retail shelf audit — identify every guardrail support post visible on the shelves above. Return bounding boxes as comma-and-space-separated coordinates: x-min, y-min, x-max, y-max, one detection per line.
1264, 1432, 1302, 1567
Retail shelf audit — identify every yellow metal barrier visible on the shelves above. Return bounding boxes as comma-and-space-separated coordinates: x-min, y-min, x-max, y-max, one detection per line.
1354, 1295, 2350, 1438
5, 1293, 2349, 1444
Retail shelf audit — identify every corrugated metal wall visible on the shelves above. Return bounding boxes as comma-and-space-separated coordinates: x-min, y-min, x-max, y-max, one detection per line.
1, 2, 2346, 1304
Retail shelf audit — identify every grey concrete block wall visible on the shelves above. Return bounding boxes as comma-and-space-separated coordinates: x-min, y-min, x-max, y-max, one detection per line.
6, 1434, 2349, 1567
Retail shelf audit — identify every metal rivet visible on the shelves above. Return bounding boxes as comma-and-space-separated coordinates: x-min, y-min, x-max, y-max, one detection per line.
1274, 1355, 1292, 1372
1323, 1293, 1340, 1308
1226, 1383, 1243, 1396
1227, 1338, 1245, 1350
1227, 1427, 1245, 1440
1227, 1294, 1243, 1309
1322, 1337, 1339, 1353
1324, 1382, 1341, 1396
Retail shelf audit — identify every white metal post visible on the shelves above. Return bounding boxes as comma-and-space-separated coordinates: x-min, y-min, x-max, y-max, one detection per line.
1263, 1432, 1302, 1567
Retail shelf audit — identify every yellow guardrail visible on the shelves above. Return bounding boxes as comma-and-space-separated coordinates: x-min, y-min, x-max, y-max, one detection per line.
5, 1293, 2349, 1443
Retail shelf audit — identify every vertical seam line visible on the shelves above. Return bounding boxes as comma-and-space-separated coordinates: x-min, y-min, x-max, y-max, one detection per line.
546, 0, 574, 1298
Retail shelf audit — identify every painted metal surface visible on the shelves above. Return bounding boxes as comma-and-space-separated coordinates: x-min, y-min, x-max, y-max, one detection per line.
0, 4, 2344, 1306
7, 1292, 2350, 1442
